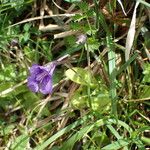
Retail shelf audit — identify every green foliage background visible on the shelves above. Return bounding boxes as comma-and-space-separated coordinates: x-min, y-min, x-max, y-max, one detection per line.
0, 0, 150, 149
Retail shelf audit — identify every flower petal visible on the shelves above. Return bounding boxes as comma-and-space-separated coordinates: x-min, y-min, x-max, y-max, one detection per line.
36, 70, 48, 82
28, 62, 57, 94
39, 76, 53, 94
76, 34, 87, 44
30, 64, 42, 75
27, 77, 39, 92
45, 61, 56, 75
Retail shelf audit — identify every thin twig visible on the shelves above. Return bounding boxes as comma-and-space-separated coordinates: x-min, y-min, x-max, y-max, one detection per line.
124, 97, 150, 102
9, 13, 79, 27
0, 79, 27, 97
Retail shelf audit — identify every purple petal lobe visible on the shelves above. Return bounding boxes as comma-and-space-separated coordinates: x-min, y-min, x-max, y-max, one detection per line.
39, 76, 53, 94
36, 70, 48, 81
27, 77, 39, 92
30, 64, 41, 74
45, 62, 56, 75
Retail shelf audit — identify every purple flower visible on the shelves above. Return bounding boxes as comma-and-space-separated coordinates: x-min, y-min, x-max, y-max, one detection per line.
27, 62, 57, 94
76, 34, 87, 44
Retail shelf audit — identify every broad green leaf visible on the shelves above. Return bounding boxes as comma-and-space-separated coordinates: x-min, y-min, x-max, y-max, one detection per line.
91, 93, 111, 112
71, 89, 87, 109
71, 86, 110, 112
65, 67, 96, 86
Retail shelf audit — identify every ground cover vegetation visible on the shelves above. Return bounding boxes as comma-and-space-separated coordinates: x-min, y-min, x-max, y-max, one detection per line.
0, 0, 150, 149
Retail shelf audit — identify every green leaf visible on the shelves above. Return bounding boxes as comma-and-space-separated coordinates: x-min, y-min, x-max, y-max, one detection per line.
0, 64, 16, 81
143, 31, 150, 49
23, 46, 35, 60
91, 93, 111, 112
77, 1, 89, 11
61, 119, 132, 150
133, 139, 145, 150
101, 139, 130, 150
65, 67, 96, 86
141, 136, 150, 145
139, 85, 150, 98
61, 120, 104, 150
0, 82, 14, 93
22, 91, 39, 109
71, 84, 110, 111
10, 134, 30, 150
23, 23, 31, 32
0, 124, 15, 136
142, 63, 150, 83
106, 124, 122, 140
71, 88, 87, 109
23, 32, 30, 42
34, 116, 88, 150
87, 37, 100, 52
35, 118, 133, 150
92, 131, 110, 147
107, 34, 117, 116
72, 14, 85, 22
116, 53, 138, 76
61, 125, 94, 150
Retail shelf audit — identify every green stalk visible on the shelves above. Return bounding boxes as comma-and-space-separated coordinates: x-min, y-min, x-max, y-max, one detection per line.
107, 34, 117, 116
96, 4, 117, 116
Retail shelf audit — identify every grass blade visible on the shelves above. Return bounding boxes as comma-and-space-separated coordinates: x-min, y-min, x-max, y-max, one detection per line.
101, 139, 130, 150
34, 116, 87, 150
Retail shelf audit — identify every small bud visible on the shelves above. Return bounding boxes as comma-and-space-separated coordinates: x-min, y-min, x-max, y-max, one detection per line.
11, 39, 19, 47
76, 34, 87, 44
